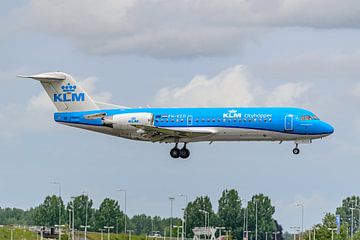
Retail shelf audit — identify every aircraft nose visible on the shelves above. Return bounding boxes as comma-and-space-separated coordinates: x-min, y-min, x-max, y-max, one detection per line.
322, 122, 334, 135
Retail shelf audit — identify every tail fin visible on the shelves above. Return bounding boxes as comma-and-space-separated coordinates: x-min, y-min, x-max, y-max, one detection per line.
18, 72, 99, 112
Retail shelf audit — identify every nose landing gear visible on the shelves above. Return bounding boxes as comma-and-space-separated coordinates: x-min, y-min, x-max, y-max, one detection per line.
170, 143, 190, 159
293, 143, 300, 155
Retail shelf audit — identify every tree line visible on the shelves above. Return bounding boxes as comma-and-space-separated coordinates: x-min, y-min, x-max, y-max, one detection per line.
0, 189, 281, 240
282, 195, 360, 240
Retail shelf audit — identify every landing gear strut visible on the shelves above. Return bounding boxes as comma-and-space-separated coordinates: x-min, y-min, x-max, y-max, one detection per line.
170, 143, 190, 159
293, 143, 300, 155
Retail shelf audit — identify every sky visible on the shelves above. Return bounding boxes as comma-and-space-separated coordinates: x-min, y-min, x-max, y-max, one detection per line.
1, 0, 360, 233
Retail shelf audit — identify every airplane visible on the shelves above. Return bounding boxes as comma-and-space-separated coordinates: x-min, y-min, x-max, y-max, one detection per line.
19, 72, 334, 159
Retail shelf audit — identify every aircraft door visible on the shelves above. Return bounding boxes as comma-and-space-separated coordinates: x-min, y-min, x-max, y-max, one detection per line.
187, 115, 193, 126
284, 114, 294, 131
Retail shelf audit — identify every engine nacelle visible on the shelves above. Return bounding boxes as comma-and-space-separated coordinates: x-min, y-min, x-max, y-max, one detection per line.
103, 112, 154, 130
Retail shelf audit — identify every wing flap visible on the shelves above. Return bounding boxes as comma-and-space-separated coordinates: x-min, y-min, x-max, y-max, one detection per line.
132, 124, 215, 141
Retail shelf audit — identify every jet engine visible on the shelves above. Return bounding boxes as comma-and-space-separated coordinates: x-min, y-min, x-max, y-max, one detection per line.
103, 112, 154, 130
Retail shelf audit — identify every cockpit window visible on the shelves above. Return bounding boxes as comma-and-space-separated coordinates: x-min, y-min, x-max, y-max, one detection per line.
301, 115, 320, 121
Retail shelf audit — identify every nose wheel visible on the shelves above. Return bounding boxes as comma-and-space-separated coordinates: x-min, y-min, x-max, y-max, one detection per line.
170, 143, 190, 159
293, 143, 300, 155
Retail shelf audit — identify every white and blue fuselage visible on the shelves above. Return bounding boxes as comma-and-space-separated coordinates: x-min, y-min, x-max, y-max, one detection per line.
55, 107, 333, 143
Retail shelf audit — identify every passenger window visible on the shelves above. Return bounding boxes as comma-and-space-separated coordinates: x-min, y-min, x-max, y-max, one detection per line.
254, 118, 257, 122
176, 119, 179, 122
259, 118, 262, 122
166, 119, 169, 122
212, 119, 215, 122
180, 119, 184, 122
264, 119, 267, 122
171, 119, 174, 122
228, 119, 231, 122
196, 118, 199, 122
218, 119, 221, 122
269, 118, 272, 122
248, 118, 252, 122
223, 119, 226, 122
234, 118, 237, 122
155, 119, 159, 123
243, 119, 247, 122
207, 119, 210, 122
238, 118, 242, 122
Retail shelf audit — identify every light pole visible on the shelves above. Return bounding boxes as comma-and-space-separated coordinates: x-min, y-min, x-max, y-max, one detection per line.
328, 228, 337, 240
199, 210, 209, 228
51, 181, 62, 240
99, 229, 105, 240
82, 192, 89, 240
10, 228, 14, 240
81, 226, 90, 240
55, 225, 65, 240
71, 197, 76, 240
104, 226, 114, 240
241, 199, 247, 240
173, 226, 182, 240
253, 199, 258, 240
272, 231, 280, 240
296, 203, 304, 240
290, 227, 300, 240
178, 194, 188, 239
117, 189, 127, 234
127, 230, 134, 240
68, 209, 72, 235
306, 229, 311, 240
218, 227, 225, 239
169, 197, 175, 240
312, 227, 319, 240
351, 207, 355, 240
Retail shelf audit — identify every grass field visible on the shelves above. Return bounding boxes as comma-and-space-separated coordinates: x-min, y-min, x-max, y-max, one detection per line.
0, 227, 152, 240
0, 227, 38, 240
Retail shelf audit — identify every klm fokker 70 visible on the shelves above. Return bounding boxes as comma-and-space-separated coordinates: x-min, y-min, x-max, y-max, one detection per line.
19, 72, 334, 159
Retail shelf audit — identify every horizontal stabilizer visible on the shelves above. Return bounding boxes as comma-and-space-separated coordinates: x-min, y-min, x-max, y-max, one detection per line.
17, 72, 66, 81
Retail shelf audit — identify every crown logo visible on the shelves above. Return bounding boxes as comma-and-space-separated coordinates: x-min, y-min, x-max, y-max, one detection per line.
61, 83, 77, 93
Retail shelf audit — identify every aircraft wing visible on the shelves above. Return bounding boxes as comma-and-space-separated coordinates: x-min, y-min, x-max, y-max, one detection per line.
131, 125, 215, 142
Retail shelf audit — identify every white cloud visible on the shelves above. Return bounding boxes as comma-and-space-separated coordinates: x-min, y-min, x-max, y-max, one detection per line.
9, 0, 360, 58
0, 75, 111, 139
153, 65, 310, 107
266, 83, 311, 106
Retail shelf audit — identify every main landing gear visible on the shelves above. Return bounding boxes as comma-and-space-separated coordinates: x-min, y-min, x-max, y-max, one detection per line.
293, 143, 300, 155
170, 143, 190, 159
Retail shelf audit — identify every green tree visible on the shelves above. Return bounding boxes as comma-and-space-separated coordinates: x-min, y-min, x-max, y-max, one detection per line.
0, 207, 27, 225
217, 189, 243, 239
131, 214, 153, 235
185, 196, 217, 237
308, 213, 348, 240
66, 194, 94, 230
94, 198, 124, 232
336, 196, 360, 232
33, 195, 65, 227
246, 194, 276, 240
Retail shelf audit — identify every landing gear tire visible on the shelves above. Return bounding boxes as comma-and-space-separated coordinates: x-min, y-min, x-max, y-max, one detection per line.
180, 148, 190, 159
293, 148, 300, 155
170, 146, 180, 158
